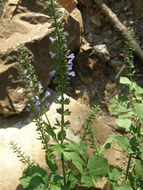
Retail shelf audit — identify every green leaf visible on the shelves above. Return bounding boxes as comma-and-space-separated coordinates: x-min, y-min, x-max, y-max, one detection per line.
134, 159, 143, 178
44, 122, 57, 141
118, 180, 131, 190
50, 185, 61, 190
120, 77, 131, 85
99, 135, 129, 154
116, 118, 132, 131
108, 167, 123, 182
20, 165, 48, 190
63, 151, 84, 173
58, 130, 66, 141
109, 95, 132, 116
134, 103, 143, 123
64, 141, 87, 161
45, 154, 58, 172
109, 135, 129, 150
87, 155, 109, 177
81, 172, 94, 187
131, 82, 143, 95
128, 136, 138, 154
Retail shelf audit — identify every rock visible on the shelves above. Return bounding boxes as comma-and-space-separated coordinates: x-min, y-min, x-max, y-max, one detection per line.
0, 93, 89, 190
0, 0, 80, 117
94, 116, 127, 167
58, 0, 77, 13
75, 41, 106, 84
71, 8, 84, 33
93, 44, 110, 63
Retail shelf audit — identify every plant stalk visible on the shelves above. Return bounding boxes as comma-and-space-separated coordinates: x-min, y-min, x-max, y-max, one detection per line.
125, 154, 132, 180
50, 0, 66, 185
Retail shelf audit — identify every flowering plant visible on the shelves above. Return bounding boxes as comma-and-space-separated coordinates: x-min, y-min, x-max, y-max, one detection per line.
10, 1, 143, 190
10, 1, 104, 189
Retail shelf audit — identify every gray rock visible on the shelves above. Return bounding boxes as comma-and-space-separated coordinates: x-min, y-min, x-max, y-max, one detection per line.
94, 44, 110, 62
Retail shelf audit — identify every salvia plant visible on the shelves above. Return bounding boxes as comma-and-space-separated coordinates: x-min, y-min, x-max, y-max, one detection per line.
10, 0, 143, 189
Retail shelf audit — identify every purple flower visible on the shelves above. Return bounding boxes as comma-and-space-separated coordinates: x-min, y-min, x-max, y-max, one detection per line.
44, 100, 49, 108
49, 51, 55, 58
68, 59, 73, 65
45, 90, 51, 97
38, 82, 43, 91
50, 70, 55, 78
68, 64, 73, 71
69, 71, 76, 77
49, 36, 54, 43
35, 95, 39, 100
24, 69, 28, 74
36, 100, 41, 110
68, 53, 75, 61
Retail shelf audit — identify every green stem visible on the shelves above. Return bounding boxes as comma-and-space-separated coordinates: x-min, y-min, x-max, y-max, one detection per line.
125, 154, 132, 180
50, 0, 66, 186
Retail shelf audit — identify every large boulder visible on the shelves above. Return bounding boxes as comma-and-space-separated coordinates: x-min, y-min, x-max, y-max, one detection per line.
0, 93, 89, 190
0, 0, 80, 117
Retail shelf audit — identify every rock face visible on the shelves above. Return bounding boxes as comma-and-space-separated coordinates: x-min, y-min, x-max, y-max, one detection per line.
0, 93, 89, 190
75, 41, 108, 84
0, 0, 80, 117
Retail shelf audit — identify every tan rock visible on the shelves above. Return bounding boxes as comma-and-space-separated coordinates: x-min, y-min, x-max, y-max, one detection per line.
58, 0, 77, 13
71, 7, 84, 33
0, 94, 88, 190
0, 0, 80, 116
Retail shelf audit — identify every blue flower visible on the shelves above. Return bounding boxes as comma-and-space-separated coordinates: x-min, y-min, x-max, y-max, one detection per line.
68, 64, 73, 71
36, 100, 41, 110
68, 53, 75, 61
35, 95, 39, 100
50, 70, 55, 78
49, 36, 54, 43
24, 69, 28, 74
69, 71, 75, 77
68, 59, 73, 65
49, 51, 55, 58
38, 82, 43, 91
45, 90, 51, 97
44, 100, 49, 108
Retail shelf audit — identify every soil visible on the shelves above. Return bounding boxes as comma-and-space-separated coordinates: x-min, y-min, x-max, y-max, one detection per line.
67, 0, 143, 113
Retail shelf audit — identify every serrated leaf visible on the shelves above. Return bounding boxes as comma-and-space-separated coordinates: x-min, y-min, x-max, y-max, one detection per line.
99, 135, 129, 154
116, 118, 132, 131
108, 167, 123, 181
64, 141, 87, 161
44, 122, 57, 140
120, 77, 131, 85
87, 155, 109, 177
63, 151, 84, 173
20, 165, 48, 190
45, 154, 58, 172
110, 135, 129, 150
109, 95, 132, 116
134, 103, 143, 123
